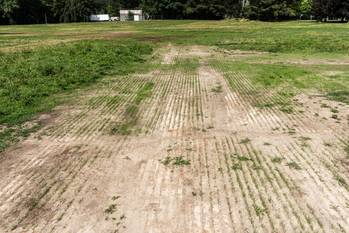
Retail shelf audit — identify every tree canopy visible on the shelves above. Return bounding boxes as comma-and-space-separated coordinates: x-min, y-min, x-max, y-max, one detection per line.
0, 0, 348, 24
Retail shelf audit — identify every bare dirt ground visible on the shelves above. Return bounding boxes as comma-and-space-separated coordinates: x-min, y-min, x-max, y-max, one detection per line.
0, 46, 349, 233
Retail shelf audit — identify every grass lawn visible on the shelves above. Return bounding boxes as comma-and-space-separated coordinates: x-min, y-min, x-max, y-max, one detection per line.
0, 20, 348, 151
1, 20, 349, 232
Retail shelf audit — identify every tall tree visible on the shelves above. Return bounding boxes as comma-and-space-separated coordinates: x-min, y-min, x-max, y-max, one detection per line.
244, 0, 302, 20
52, 0, 95, 22
0, 0, 19, 23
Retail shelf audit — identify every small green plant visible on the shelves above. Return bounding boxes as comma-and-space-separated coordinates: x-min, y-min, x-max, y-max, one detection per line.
331, 108, 339, 113
161, 156, 190, 166
345, 144, 349, 158
271, 157, 283, 163
239, 138, 251, 144
335, 174, 348, 190
111, 123, 132, 136
211, 84, 223, 93
105, 204, 117, 214
287, 161, 301, 170
237, 155, 251, 161
280, 105, 294, 114
321, 103, 330, 108
253, 204, 267, 217
173, 156, 191, 166
161, 156, 173, 166
232, 163, 242, 170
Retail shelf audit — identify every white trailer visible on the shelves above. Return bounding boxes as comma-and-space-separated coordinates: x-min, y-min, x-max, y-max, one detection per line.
90, 14, 110, 22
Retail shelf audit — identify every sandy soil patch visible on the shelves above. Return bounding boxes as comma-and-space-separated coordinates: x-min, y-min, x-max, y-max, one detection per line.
0, 46, 348, 233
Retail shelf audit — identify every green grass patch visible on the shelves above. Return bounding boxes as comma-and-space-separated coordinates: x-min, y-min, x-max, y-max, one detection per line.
161, 156, 191, 166
213, 60, 349, 113
111, 81, 154, 136
0, 40, 152, 125
0, 40, 153, 153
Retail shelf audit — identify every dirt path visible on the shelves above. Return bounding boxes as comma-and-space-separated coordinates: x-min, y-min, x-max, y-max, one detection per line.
0, 46, 349, 233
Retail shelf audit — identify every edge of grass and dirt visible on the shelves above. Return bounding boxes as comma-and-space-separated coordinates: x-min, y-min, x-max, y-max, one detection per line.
0, 39, 154, 154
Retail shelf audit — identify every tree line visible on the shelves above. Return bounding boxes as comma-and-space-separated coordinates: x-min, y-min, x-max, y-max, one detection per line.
0, 0, 348, 24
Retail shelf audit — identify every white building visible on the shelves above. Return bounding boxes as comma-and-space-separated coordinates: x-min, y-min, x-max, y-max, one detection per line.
120, 10, 144, 21
90, 14, 110, 22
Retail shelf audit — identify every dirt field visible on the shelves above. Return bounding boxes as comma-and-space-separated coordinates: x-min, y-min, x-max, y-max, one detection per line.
0, 45, 349, 233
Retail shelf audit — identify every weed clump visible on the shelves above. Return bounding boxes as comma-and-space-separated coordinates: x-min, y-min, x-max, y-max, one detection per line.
287, 161, 301, 170
253, 204, 267, 217
161, 156, 190, 167
211, 84, 223, 93
110, 82, 154, 136
239, 138, 251, 144
345, 144, 349, 158
105, 204, 117, 214
271, 157, 283, 163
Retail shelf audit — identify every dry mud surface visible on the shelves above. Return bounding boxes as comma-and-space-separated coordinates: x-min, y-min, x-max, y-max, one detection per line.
1, 46, 349, 233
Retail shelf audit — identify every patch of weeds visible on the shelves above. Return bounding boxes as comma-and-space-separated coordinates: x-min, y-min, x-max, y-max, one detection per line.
239, 138, 251, 144
0, 40, 152, 127
287, 161, 301, 170
110, 82, 154, 136
331, 114, 339, 120
321, 103, 330, 108
280, 104, 294, 114
324, 142, 332, 147
331, 108, 339, 114
161, 156, 173, 166
271, 157, 283, 163
237, 155, 251, 161
299, 136, 311, 147
335, 174, 349, 190
287, 128, 296, 135
232, 162, 242, 170
211, 84, 223, 93
0, 124, 41, 154
111, 123, 132, 136
25, 197, 40, 211
327, 90, 349, 105
256, 102, 274, 109
252, 164, 262, 170
173, 156, 191, 166
111, 196, 121, 201
161, 156, 190, 166
299, 136, 311, 141
345, 144, 349, 158
105, 204, 117, 214
253, 204, 267, 217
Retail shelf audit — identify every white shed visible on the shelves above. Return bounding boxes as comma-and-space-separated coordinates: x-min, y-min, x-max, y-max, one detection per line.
120, 10, 144, 21
90, 14, 110, 22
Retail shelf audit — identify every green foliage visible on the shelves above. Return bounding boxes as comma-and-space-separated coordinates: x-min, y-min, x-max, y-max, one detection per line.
300, 0, 312, 15
161, 156, 191, 166
327, 91, 349, 104
0, 40, 152, 125
287, 161, 301, 170
313, 0, 349, 21
244, 0, 301, 21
